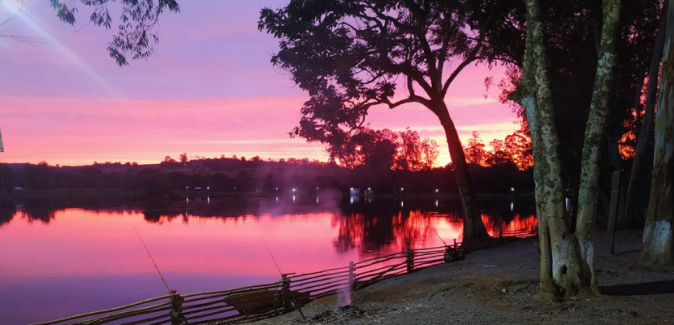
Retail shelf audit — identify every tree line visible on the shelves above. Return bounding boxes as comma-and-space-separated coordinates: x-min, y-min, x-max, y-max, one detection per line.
0, 156, 533, 199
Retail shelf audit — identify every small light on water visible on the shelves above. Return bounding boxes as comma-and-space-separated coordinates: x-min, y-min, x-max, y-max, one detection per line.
401, 201, 404, 207
292, 195, 296, 203
207, 196, 210, 204
186, 186, 189, 190
400, 188, 404, 191
350, 197, 353, 204
186, 198, 189, 203
207, 186, 210, 190
510, 202, 514, 211
292, 188, 296, 192
510, 187, 515, 192
276, 196, 278, 202
435, 189, 439, 193
276, 187, 278, 191
435, 200, 439, 207
316, 197, 319, 204
316, 187, 319, 190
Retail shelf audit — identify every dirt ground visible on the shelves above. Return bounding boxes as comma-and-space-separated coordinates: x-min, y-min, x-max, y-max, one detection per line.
251, 230, 674, 325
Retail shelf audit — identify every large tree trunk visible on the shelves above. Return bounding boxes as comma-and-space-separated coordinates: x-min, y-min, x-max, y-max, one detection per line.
437, 109, 489, 241
517, 0, 620, 298
641, 0, 674, 269
623, 1, 668, 228
575, 0, 621, 295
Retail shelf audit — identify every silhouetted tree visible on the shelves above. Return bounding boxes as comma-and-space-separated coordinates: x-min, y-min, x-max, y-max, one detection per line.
641, 0, 674, 270
0, 164, 15, 193
464, 132, 488, 166
258, 0, 525, 239
623, 0, 668, 227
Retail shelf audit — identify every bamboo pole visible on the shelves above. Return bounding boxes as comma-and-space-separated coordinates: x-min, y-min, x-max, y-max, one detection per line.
31, 295, 174, 325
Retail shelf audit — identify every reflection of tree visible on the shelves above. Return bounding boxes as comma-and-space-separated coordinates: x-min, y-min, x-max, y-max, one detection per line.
333, 201, 438, 256
21, 205, 55, 224
0, 200, 17, 227
480, 199, 538, 237
334, 199, 538, 257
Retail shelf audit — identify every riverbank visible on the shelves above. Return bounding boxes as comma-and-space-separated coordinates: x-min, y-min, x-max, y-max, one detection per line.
252, 230, 674, 324
0, 188, 534, 201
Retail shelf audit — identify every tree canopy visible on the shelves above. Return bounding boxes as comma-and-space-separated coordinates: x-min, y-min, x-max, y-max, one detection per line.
259, 0, 523, 150
48, 0, 180, 65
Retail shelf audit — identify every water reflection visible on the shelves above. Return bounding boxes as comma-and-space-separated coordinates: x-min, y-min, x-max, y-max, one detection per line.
0, 197, 536, 325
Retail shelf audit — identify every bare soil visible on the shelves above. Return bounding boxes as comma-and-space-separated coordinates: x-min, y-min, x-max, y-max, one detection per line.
251, 230, 674, 325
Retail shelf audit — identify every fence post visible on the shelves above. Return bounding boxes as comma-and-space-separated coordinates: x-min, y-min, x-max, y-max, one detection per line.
281, 274, 291, 312
607, 170, 621, 254
406, 245, 414, 273
169, 291, 186, 325
348, 261, 355, 290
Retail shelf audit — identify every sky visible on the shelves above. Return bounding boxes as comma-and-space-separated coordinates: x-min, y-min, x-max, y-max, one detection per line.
0, 0, 520, 166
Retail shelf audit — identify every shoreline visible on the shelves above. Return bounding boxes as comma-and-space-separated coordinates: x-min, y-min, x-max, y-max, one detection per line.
0, 189, 534, 201
251, 230, 674, 324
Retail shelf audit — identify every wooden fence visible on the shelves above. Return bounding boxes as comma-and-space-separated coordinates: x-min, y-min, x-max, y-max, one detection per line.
33, 229, 535, 325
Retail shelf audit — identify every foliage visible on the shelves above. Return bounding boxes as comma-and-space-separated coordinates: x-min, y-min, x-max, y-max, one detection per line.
464, 132, 488, 166
259, 0, 523, 160
463, 126, 532, 170
49, 0, 180, 65
326, 127, 439, 170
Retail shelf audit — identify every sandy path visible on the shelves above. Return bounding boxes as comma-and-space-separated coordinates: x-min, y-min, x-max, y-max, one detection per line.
250, 230, 674, 325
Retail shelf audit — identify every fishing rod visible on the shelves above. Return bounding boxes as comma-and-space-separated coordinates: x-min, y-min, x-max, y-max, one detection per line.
134, 227, 172, 295
426, 222, 448, 247
260, 235, 306, 319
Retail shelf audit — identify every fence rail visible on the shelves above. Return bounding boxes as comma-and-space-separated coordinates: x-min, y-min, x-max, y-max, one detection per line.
33, 229, 535, 325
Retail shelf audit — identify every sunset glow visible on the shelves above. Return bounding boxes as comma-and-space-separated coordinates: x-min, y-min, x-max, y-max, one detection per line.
0, 1, 519, 167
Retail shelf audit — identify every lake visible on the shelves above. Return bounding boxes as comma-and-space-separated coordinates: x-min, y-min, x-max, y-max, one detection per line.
0, 195, 536, 325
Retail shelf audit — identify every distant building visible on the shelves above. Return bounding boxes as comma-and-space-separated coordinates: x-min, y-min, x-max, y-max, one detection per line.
349, 188, 360, 195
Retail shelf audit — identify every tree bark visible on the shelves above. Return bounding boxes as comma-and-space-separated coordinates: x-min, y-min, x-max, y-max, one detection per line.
641, 0, 674, 269
575, 0, 621, 295
437, 108, 490, 241
624, 1, 668, 227
517, 0, 620, 298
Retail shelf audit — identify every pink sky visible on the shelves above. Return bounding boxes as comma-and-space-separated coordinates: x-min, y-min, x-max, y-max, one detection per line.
0, 1, 520, 166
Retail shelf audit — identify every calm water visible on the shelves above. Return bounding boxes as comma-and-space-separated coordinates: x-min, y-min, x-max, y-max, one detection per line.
0, 196, 536, 325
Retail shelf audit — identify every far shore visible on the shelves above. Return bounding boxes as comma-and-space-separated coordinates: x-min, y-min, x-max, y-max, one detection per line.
0, 188, 534, 202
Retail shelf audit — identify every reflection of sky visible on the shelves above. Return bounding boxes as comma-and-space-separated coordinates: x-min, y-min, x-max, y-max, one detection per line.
0, 200, 535, 324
